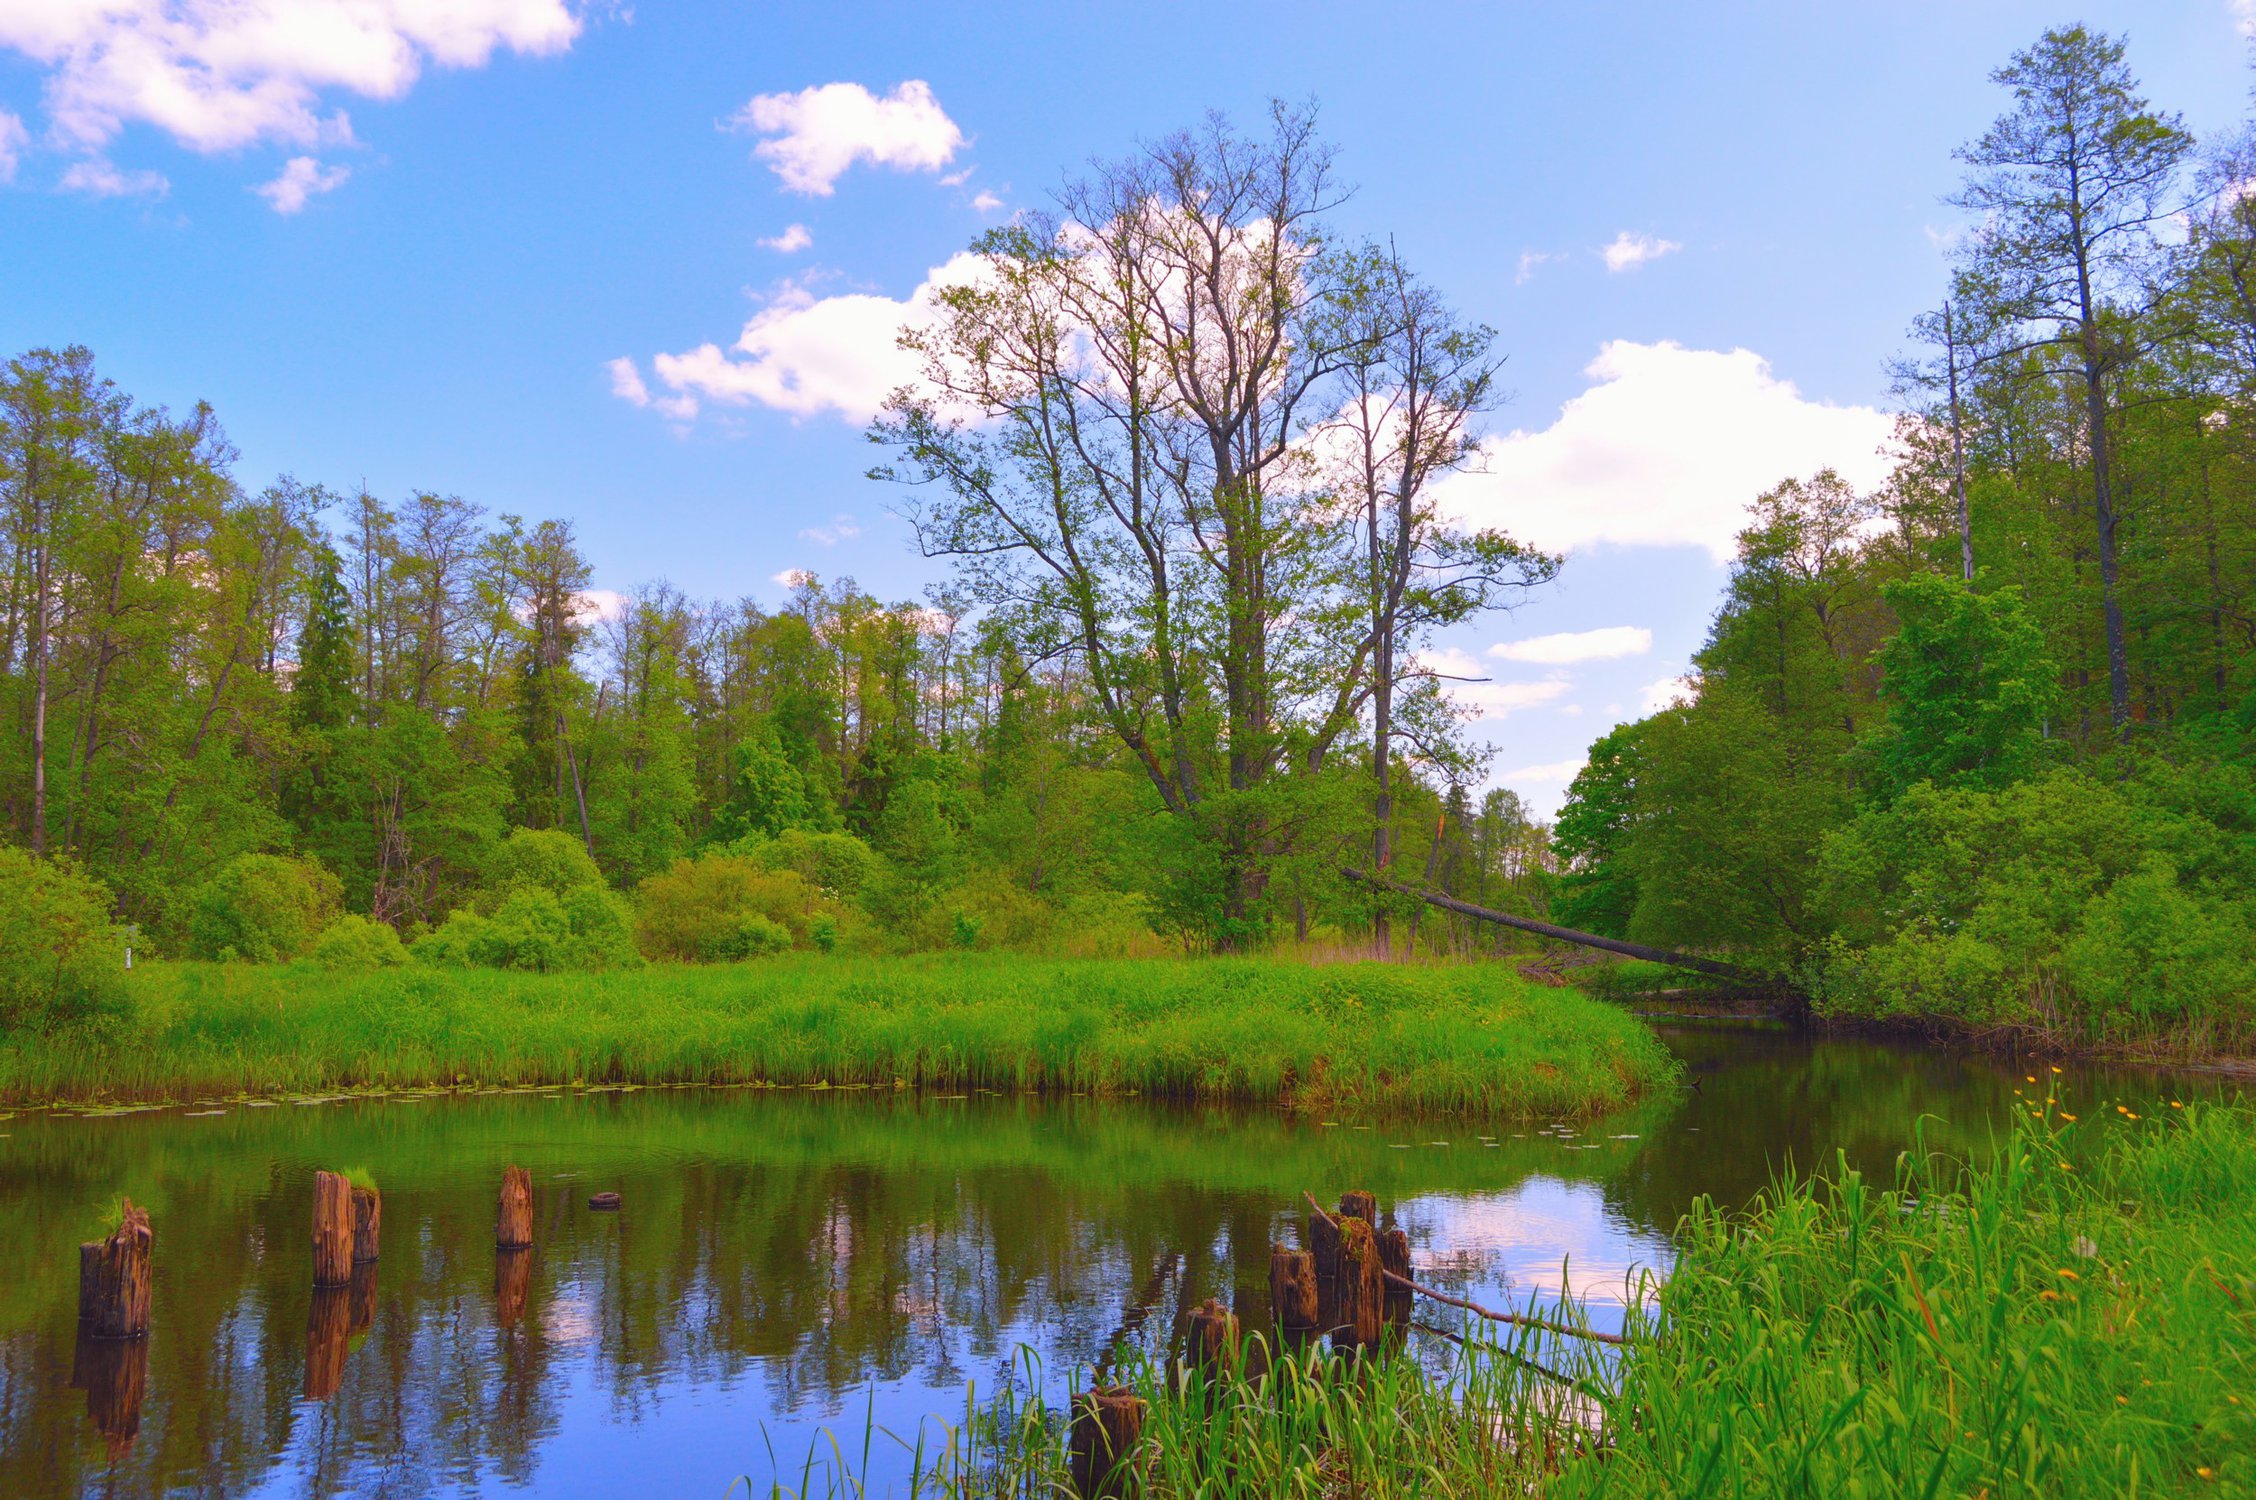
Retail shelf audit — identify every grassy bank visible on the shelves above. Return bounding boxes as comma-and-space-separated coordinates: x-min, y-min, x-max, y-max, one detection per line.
0, 955, 1677, 1115
791, 1098, 2255, 1497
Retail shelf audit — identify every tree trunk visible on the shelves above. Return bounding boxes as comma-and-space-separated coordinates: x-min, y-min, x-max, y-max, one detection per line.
78, 1200, 152, 1339
497, 1165, 534, 1249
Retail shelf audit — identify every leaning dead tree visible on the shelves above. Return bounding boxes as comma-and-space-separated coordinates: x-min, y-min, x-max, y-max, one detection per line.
1341, 868, 1764, 984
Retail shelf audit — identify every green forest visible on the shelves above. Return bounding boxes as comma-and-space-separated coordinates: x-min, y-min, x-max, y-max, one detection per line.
2, 27, 2252, 1056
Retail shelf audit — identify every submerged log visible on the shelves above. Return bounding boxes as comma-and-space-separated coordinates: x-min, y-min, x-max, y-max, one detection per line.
304, 1284, 353, 1400
1268, 1245, 1318, 1343
312, 1172, 355, 1286
1069, 1384, 1145, 1499
495, 1246, 532, 1327
77, 1199, 152, 1339
351, 1185, 381, 1264
497, 1165, 533, 1249
71, 1327, 148, 1458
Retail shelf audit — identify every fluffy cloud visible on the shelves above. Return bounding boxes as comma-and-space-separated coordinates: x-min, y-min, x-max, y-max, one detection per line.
59, 157, 167, 198
0, 109, 24, 181
1640, 674, 1696, 714
254, 154, 348, 213
771, 567, 816, 589
970, 188, 1003, 214
1599, 231, 1681, 272
759, 223, 813, 253
1437, 340, 1894, 561
731, 80, 963, 196
606, 355, 695, 422
639, 250, 986, 424
1413, 648, 1574, 719
1514, 249, 1558, 285
0, 0, 580, 156
1489, 626, 1652, 665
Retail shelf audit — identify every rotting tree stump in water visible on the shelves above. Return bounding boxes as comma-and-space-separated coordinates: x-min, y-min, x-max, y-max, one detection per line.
1185, 1297, 1239, 1380
1070, 1384, 1145, 1499
497, 1166, 533, 1249
1379, 1227, 1413, 1337
78, 1199, 152, 1340
351, 1185, 381, 1264
1332, 1215, 1386, 1352
1269, 1245, 1318, 1345
312, 1172, 355, 1286
1307, 1205, 1342, 1337
1338, 1190, 1377, 1224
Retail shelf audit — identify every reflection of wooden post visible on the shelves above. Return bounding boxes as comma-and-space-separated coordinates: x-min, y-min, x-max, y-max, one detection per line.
1269, 1245, 1318, 1344
312, 1172, 354, 1286
1307, 1208, 1341, 1337
497, 1166, 533, 1249
351, 1185, 381, 1264
1333, 1217, 1385, 1352
78, 1199, 152, 1339
495, 1247, 532, 1327
1069, 1384, 1144, 1499
1379, 1227, 1413, 1337
304, 1284, 352, 1400
348, 1262, 378, 1339
71, 1328, 148, 1457
1186, 1297, 1238, 1380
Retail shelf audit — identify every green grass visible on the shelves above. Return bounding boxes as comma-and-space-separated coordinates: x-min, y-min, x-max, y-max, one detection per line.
0, 954, 1678, 1116
772, 1098, 2256, 1498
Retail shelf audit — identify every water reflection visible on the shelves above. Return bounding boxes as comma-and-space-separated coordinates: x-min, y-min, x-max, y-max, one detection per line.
0, 1025, 2223, 1498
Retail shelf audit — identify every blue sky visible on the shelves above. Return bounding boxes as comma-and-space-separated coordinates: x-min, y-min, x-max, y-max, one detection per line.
4, 1, 2251, 814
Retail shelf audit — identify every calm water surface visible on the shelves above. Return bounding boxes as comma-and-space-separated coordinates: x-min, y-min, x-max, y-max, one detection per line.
0, 1020, 2225, 1498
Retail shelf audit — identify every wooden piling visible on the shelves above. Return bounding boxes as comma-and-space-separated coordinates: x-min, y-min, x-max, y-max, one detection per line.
1185, 1296, 1239, 1380
351, 1185, 381, 1264
77, 1199, 152, 1340
1337, 1190, 1377, 1225
1269, 1244, 1318, 1344
497, 1165, 533, 1249
1332, 1215, 1386, 1352
1378, 1227, 1413, 1336
1069, 1384, 1145, 1498
1307, 1207, 1342, 1336
312, 1172, 355, 1286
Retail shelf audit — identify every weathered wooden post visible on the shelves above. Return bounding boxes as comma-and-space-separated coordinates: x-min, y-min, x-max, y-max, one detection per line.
1378, 1227, 1413, 1338
1307, 1206, 1342, 1337
312, 1172, 355, 1286
77, 1199, 152, 1340
1069, 1384, 1145, 1498
497, 1165, 533, 1250
303, 1285, 353, 1400
1185, 1296, 1239, 1381
351, 1183, 381, 1264
1333, 1216, 1385, 1352
1338, 1190, 1377, 1225
1269, 1245, 1318, 1346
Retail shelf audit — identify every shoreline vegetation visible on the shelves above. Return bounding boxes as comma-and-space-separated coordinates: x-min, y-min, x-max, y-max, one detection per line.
780, 1100, 2256, 1498
0, 955, 1679, 1113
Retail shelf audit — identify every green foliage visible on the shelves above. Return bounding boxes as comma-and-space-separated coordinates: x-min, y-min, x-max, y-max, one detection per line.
480, 827, 605, 904
418, 883, 638, 974
309, 914, 409, 971
1550, 722, 1644, 937
1861, 572, 2060, 801
736, 827, 880, 900
184, 853, 343, 963
0, 849, 128, 1033
634, 853, 832, 961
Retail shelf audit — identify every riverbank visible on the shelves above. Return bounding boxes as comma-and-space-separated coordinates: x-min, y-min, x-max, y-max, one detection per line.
0, 955, 1678, 1114
836, 1098, 2255, 1497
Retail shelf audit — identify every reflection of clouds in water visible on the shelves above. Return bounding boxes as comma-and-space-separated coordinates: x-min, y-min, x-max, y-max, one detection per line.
1402, 1176, 1670, 1313
541, 1290, 600, 1350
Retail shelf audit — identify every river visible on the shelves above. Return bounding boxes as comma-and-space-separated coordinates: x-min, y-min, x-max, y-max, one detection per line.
0, 1019, 2222, 1497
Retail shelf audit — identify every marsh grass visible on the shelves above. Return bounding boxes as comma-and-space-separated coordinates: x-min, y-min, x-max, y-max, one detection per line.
757, 1100, 2255, 1498
0, 954, 1677, 1115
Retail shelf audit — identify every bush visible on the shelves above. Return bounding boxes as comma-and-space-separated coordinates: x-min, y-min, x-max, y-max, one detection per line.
185, 853, 342, 962
417, 885, 639, 973
309, 914, 409, 971
481, 828, 605, 904
0, 849, 129, 1032
636, 853, 828, 960
729, 828, 881, 899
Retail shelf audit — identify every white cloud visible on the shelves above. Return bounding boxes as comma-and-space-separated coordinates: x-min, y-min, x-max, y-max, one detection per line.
1514, 249, 1558, 285
59, 157, 167, 198
574, 588, 629, 624
731, 80, 963, 196
1503, 757, 1585, 784
797, 514, 861, 546
0, 0, 580, 156
254, 154, 348, 213
0, 109, 25, 181
970, 188, 1003, 213
759, 222, 813, 253
1414, 648, 1574, 719
607, 356, 652, 406
646, 250, 987, 424
2237, 0, 2256, 37
1489, 626, 1652, 665
1437, 340, 1894, 561
772, 568, 816, 589
1640, 674, 1695, 714
1599, 231, 1681, 272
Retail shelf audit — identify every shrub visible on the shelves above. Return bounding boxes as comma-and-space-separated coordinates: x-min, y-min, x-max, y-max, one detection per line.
636, 853, 827, 960
309, 914, 409, 971
417, 885, 639, 972
728, 828, 881, 899
185, 853, 342, 962
481, 828, 605, 904
0, 849, 129, 1032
